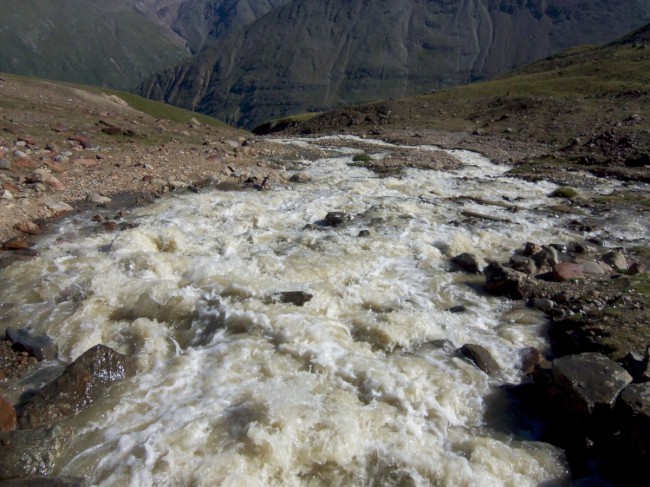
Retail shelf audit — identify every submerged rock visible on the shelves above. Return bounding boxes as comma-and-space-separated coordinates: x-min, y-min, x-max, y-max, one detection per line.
6, 328, 57, 362
0, 477, 86, 486
16, 345, 136, 429
272, 292, 313, 307
458, 344, 501, 376
484, 262, 528, 299
324, 211, 350, 227
0, 425, 72, 480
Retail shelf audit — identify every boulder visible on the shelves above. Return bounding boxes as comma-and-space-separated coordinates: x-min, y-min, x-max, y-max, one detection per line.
616, 382, 650, 460
450, 252, 487, 274
458, 344, 501, 376
552, 262, 585, 282
6, 328, 57, 361
0, 425, 71, 480
0, 397, 16, 432
602, 251, 628, 272
550, 353, 632, 416
484, 262, 528, 299
324, 211, 349, 227
16, 345, 136, 429
533, 246, 559, 268
1, 238, 30, 251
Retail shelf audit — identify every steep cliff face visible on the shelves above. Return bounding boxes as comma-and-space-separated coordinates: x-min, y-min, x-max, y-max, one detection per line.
138, 0, 650, 128
0, 0, 189, 89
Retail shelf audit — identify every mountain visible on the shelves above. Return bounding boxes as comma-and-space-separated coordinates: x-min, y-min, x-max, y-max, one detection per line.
138, 0, 650, 129
0, 0, 191, 89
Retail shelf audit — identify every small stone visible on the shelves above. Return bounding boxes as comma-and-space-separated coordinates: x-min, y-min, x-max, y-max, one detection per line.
86, 193, 112, 204
1, 238, 30, 251
357, 229, 371, 238
448, 305, 467, 313
100, 221, 118, 232
0, 397, 16, 432
13, 150, 29, 160
524, 242, 540, 256
324, 211, 350, 227
44, 176, 65, 191
0, 190, 13, 200
13, 221, 41, 236
552, 262, 585, 282
0, 158, 11, 170
273, 292, 313, 307
531, 298, 555, 312
45, 201, 73, 216
602, 251, 628, 272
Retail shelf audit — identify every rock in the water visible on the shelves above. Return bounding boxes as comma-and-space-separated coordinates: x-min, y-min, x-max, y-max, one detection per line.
273, 292, 313, 307
533, 246, 559, 268
531, 297, 555, 312
1, 238, 30, 251
617, 382, 650, 460
16, 345, 136, 429
0, 397, 16, 432
86, 192, 112, 204
551, 353, 632, 415
484, 262, 528, 299
6, 328, 57, 361
324, 211, 349, 227
552, 262, 585, 282
448, 305, 467, 313
458, 344, 501, 376
523, 241, 541, 256
518, 347, 543, 375
0, 425, 71, 480
13, 221, 41, 236
509, 255, 537, 275
290, 172, 311, 183
0, 477, 86, 487
450, 252, 487, 274
602, 251, 628, 272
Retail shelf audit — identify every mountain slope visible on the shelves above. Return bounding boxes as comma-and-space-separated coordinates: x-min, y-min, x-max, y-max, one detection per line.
138, 0, 650, 128
0, 0, 190, 90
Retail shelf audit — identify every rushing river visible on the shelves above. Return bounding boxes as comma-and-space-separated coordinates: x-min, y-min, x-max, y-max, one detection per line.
1, 136, 647, 486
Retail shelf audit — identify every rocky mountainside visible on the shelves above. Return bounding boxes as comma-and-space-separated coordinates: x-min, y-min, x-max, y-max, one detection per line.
138, 0, 650, 128
0, 0, 190, 90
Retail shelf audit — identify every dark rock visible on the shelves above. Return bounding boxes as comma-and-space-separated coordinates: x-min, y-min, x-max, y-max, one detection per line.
0, 425, 71, 480
509, 254, 537, 275
551, 353, 632, 416
518, 347, 543, 375
450, 252, 487, 274
616, 382, 650, 460
0, 478, 86, 487
324, 211, 349, 227
16, 345, 136, 429
552, 262, 585, 282
602, 251, 628, 272
272, 292, 313, 307
13, 221, 41, 236
1, 238, 30, 251
524, 241, 541, 256
484, 262, 528, 299
0, 397, 16, 432
6, 328, 57, 362
448, 305, 467, 313
289, 172, 311, 183
458, 344, 501, 376
357, 229, 371, 238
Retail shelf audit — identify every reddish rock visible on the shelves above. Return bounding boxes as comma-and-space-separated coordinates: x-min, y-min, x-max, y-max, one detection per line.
14, 160, 39, 169
552, 262, 585, 282
13, 221, 41, 236
17, 136, 37, 146
100, 221, 118, 232
44, 177, 65, 191
69, 135, 93, 149
1, 238, 30, 251
44, 160, 66, 173
74, 158, 98, 168
2, 182, 20, 194
0, 397, 16, 432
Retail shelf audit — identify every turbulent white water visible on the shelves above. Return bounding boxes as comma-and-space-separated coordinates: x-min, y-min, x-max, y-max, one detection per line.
3, 136, 646, 486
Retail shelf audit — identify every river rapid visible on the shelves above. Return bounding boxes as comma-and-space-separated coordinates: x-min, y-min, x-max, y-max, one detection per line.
1, 136, 647, 486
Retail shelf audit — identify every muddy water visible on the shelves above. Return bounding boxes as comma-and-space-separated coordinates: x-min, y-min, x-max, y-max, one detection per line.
2, 136, 644, 486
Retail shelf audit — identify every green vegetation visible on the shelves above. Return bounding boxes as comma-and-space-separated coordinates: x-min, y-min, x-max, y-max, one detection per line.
352, 153, 374, 163
549, 187, 579, 199
592, 191, 650, 208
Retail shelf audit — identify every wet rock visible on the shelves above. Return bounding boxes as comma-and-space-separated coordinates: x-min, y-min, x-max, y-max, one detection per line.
0, 477, 87, 487
551, 353, 632, 416
484, 262, 528, 299
16, 345, 136, 429
99, 221, 118, 232
552, 262, 585, 282
324, 211, 350, 227
602, 251, 628, 272
458, 344, 501, 376
0, 425, 71, 480
289, 172, 311, 183
518, 347, 543, 375
273, 292, 313, 307
6, 328, 57, 361
448, 305, 467, 313
0, 397, 16, 432
357, 229, 371, 238
1, 238, 30, 251
450, 252, 487, 274
13, 221, 41, 236
86, 192, 111, 204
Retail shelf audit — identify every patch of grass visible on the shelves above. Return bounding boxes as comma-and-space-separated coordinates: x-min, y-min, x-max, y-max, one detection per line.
352, 152, 373, 162
549, 187, 579, 199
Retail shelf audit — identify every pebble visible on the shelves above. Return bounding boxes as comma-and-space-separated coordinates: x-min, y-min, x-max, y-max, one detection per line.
13, 221, 41, 235
86, 192, 112, 204
0, 190, 13, 200
14, 150, 29, 159
0, 158, 11, 170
